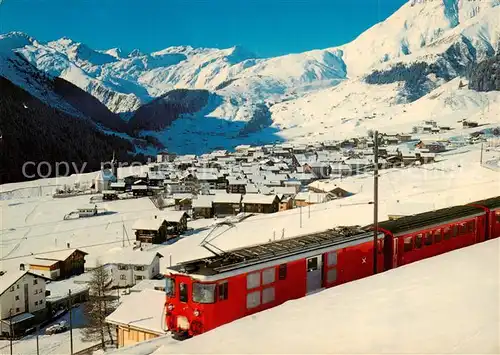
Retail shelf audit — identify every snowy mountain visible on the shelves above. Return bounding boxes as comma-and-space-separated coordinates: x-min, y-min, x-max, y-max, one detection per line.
2, 0, 500, 153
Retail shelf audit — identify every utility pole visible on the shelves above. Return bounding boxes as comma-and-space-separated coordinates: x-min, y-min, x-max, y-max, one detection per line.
36, 325, 40, 355
480, 143, 484, 165
68, 289, 73, 355
9, 309, 13, 355
373, 130, 379, 275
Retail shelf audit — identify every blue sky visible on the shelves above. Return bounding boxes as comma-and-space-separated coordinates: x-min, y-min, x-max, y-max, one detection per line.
0, 0, 407, 57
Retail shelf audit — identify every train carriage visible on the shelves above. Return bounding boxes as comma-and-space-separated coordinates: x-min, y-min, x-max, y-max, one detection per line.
165, 226, 385, 337
376, 205, 487, 268
468, 196, 500, 240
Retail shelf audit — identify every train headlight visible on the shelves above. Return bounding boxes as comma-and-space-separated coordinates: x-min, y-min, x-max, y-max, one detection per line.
193, 309, 200, 317
167, 304, 174, 311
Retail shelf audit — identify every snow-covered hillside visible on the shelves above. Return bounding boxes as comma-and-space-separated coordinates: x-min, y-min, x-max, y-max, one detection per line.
2, 0, 500, 153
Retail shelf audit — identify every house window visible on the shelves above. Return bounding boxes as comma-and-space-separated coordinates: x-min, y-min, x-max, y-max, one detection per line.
278, 264, 287, 280
218, 282, 228, 301
135, 275, 144, 281
15, 308, 20, 313
262, 287, 275, 304
434, 229, 442, 243
120, 275, 126, 280
179, 283, 188, 303
247, 272, 260, 290
134, 266, 145, 271
35, 301, 38, 306
118, 265, 128, 270
327, 251, 337, 266
246, 291, 261, 309
327, 268, 337, 283
415, 234, 422, 249
403, 237, 413, 252
33, 279, 38, 285
10, 286, 14, 292
424, 232, 433, 246
15, 295, 19, 301
34, 289, 38, 295
262, 268, 275, 285
39, 300, 43, 305
16, 284, 19, 289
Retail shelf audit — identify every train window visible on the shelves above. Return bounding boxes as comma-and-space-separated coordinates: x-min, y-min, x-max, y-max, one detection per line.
262, 287, 275, 304
443, 227, 451, 240
467, 221, 475, 232
307, 257, 318, 271
192, 283, 216, 304
460, 223, 467, 234
165, 277, 175, 297
246, 291, 261, 309
434, 229, 442, 243
327, 251, 337, 266
496, 211, 500, 223
247, 272, 260, 290
327, 268, 337, 283
262, 268, 275, 285
218, 282, 228, 301
452, 225, 458, 237
179, 283, 188, 303
415, 234, 422, 249
278, 264, 287, 280
404, 237, 413, 252
424, 233, 433, 246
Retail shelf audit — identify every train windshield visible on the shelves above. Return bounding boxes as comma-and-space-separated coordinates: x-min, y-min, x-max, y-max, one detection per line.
166, 277, 175, 297
192, 283, 216, 304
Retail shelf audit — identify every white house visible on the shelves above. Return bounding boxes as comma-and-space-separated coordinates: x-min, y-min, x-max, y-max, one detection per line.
105, 251, 163, 288
0, 270, 49, 335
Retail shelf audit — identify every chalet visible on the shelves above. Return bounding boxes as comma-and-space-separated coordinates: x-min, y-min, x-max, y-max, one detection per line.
105, 251, 163, 288
307, 180, 352, 198
279, 195, 294, 211
416, 140, 446, 153
106, 290, 167, 348
0, 271, 50, 336
283, 180, 302, 193
94, 169, 117, 193
165, 181, 191, 195
102, 190, 119, 201
172, 193, 193, 211
192, 195, 215, 219
160, 211, 188, 236
132, 218, 169, 244
213, 193, 242, 217
397, 133, 413, 142
147, 173, 165, 187
29, 248, 88, 280
242, 194, 280, 214
226, 177, 247, 194
131, 185, 151, 197
294, 191, 333, 207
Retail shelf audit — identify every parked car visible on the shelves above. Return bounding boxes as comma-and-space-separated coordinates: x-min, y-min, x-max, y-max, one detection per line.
45, 321, 68, 335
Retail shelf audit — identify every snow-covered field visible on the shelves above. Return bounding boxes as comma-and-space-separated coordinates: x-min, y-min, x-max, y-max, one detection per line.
109, 237, 500, 355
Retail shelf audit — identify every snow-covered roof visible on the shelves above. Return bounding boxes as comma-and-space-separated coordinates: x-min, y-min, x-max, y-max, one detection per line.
130, 279, 165, 293
0, 270, 28, 296
213, 194, 241, 204
106, 251, 163, 266
105, 289, 167, 335
157, 211, 187, 223
36, 248, 87, 262
192, 195, 215, 208
46, 278, 90, 302
294, 191, 328, 203
242, 194, 278, 205
131, 218, 165, 231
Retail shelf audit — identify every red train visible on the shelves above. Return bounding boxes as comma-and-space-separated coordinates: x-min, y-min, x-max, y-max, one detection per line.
165, 196, 500, 338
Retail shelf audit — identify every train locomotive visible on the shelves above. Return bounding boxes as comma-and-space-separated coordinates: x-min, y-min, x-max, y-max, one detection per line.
165, 196, 500, 338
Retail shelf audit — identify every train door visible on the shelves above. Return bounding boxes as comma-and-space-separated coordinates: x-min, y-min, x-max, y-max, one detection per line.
393, 238, 399, 268
306, 255, 323, 294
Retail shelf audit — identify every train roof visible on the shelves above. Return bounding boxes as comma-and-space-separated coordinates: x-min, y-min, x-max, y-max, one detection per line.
469, 196, 500, 210
376, 204, 484, 236
168, 226, 376, 277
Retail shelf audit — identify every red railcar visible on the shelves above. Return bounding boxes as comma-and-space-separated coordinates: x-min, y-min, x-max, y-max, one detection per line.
165, 226, 385, 337
165, 196, 500, 338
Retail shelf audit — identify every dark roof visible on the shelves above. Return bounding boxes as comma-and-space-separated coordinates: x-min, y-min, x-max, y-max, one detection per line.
375, 205, 484, 236
469, 196, 500, 210
169, 226, 372, 276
